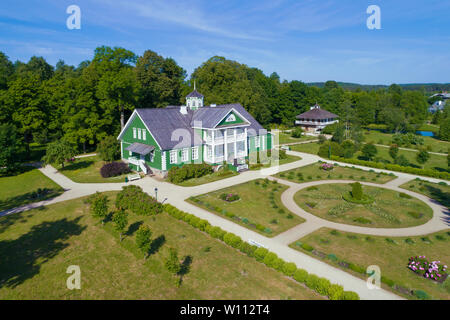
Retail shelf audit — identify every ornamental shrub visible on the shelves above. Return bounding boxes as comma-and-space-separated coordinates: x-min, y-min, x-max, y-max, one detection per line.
293, 269, 308, 283
343, 291, 360, 300
263, 252, 278, 267
254, 247, 269, 262
327, 284, 344, 300
316, 278, 331, 296
282, 262, 297, 277
351, 182, 363, 200
272, 258, 285, 271
239, 242, 258, 257
414, 290, 430, 300
305, 274, 320, 290
301, 243, 314, 252
223, 233, 242, 248
100, 161, 131, 178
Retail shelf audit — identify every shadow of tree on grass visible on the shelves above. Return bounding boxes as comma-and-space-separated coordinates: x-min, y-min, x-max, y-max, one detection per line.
0, 217, 86, 288
0, 189, 64, 213
125, 221, 143, 237
59, 160, 94, 172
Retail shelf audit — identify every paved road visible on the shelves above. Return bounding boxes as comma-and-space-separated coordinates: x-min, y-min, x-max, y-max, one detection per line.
2, 150, 449, 300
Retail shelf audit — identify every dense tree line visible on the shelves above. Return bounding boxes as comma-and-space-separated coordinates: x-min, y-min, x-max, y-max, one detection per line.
0, 47, 444, 159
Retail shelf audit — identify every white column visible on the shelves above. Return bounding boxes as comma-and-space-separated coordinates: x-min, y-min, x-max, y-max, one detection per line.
211, 130, 215, 164
233, 129, 237, 160
224, 129, 228, 164
244, 128, 248, 156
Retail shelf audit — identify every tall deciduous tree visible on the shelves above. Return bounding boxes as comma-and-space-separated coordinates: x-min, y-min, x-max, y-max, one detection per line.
0, 123, 24, 174
112, 209, 128, 241
42, 139, 76, 168
136, 225, 152, 259
135, 50, 186, 108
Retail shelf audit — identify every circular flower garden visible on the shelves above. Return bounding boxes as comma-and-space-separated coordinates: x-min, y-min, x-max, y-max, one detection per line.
294, 183, 433, 228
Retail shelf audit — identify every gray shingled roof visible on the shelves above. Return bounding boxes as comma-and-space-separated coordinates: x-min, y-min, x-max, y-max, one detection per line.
186, 90, 204, 98
135, 103, 266, 150
125, 142, 155, 155
296, 105, 338, 120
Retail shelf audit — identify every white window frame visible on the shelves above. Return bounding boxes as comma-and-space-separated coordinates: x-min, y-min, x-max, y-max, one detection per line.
181, 148, 189, 162
137, 128, 142, 140
192, 146, 199, 160
170, 150, 178, 164
133, 128, 137, 139
142, 130, 146, 141
225, 114, 236, 122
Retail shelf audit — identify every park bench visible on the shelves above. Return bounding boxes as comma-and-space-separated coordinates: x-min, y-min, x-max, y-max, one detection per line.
127, 173, 141, 181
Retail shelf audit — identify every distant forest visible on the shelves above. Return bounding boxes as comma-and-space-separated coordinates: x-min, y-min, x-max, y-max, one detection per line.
307, 82, 450, 93
0, 46, 449, 153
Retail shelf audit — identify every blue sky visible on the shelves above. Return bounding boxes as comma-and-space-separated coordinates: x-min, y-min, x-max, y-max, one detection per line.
0, 0, 449, 84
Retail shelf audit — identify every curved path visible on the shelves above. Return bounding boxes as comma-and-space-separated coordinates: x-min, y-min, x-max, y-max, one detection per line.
271, 178, 449, 245
1, 150, 449, 300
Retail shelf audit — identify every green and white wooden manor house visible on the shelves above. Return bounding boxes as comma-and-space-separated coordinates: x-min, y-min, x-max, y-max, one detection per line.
117, 89, 274, 177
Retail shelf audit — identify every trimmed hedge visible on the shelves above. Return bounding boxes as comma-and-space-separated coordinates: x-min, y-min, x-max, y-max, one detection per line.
168, 163, 214, 183
162, 203, 360, 300
330, 155, 450, 180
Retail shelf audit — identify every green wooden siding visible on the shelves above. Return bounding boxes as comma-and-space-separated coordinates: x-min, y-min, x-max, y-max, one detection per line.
120, 114, 162, 170
164, 145, 204, 170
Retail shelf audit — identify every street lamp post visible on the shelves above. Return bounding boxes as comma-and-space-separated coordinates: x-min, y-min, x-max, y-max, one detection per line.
154, 187, 158, 202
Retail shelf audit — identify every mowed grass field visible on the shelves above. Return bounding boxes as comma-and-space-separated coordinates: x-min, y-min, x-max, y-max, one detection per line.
0, 168, 64, 211
400, 179, 449, 209
188, 179, 305, 237
273, 131, 317, 145
274, 163, 396, 184
55, 155, 129, 183
362, 130, 449, 154
291, 228, 450, 300
290, 142, 448, 172
294, 183, 433, 228
0, 192, 322, 300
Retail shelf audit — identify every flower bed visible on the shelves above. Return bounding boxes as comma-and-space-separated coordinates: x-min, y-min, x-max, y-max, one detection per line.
320, 163, 334, 171
220, 193, 240, 202
408, 256, 448, 282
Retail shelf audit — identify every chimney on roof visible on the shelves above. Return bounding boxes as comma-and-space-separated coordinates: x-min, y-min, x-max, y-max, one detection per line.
180, 106, 187, 114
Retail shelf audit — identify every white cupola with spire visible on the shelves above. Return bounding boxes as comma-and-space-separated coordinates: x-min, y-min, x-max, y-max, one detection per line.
186, 81, 204, 110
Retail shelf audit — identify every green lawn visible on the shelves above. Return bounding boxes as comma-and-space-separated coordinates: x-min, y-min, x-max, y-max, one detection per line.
0, 192, 322, 300
362, 130, 449, 154
294, 183, 433, 228
249, 154, 302, 170
290, 141, 448, 172
400, 179, 449, 209
55, 155, 130, 183
290, 142, 320, 154
274, 162, 396, 184
290, 228, 450, 300
188, 179, 305, 237
0, 168, 64, 211
174, 170, 239, 187
274, 132, 317, 145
